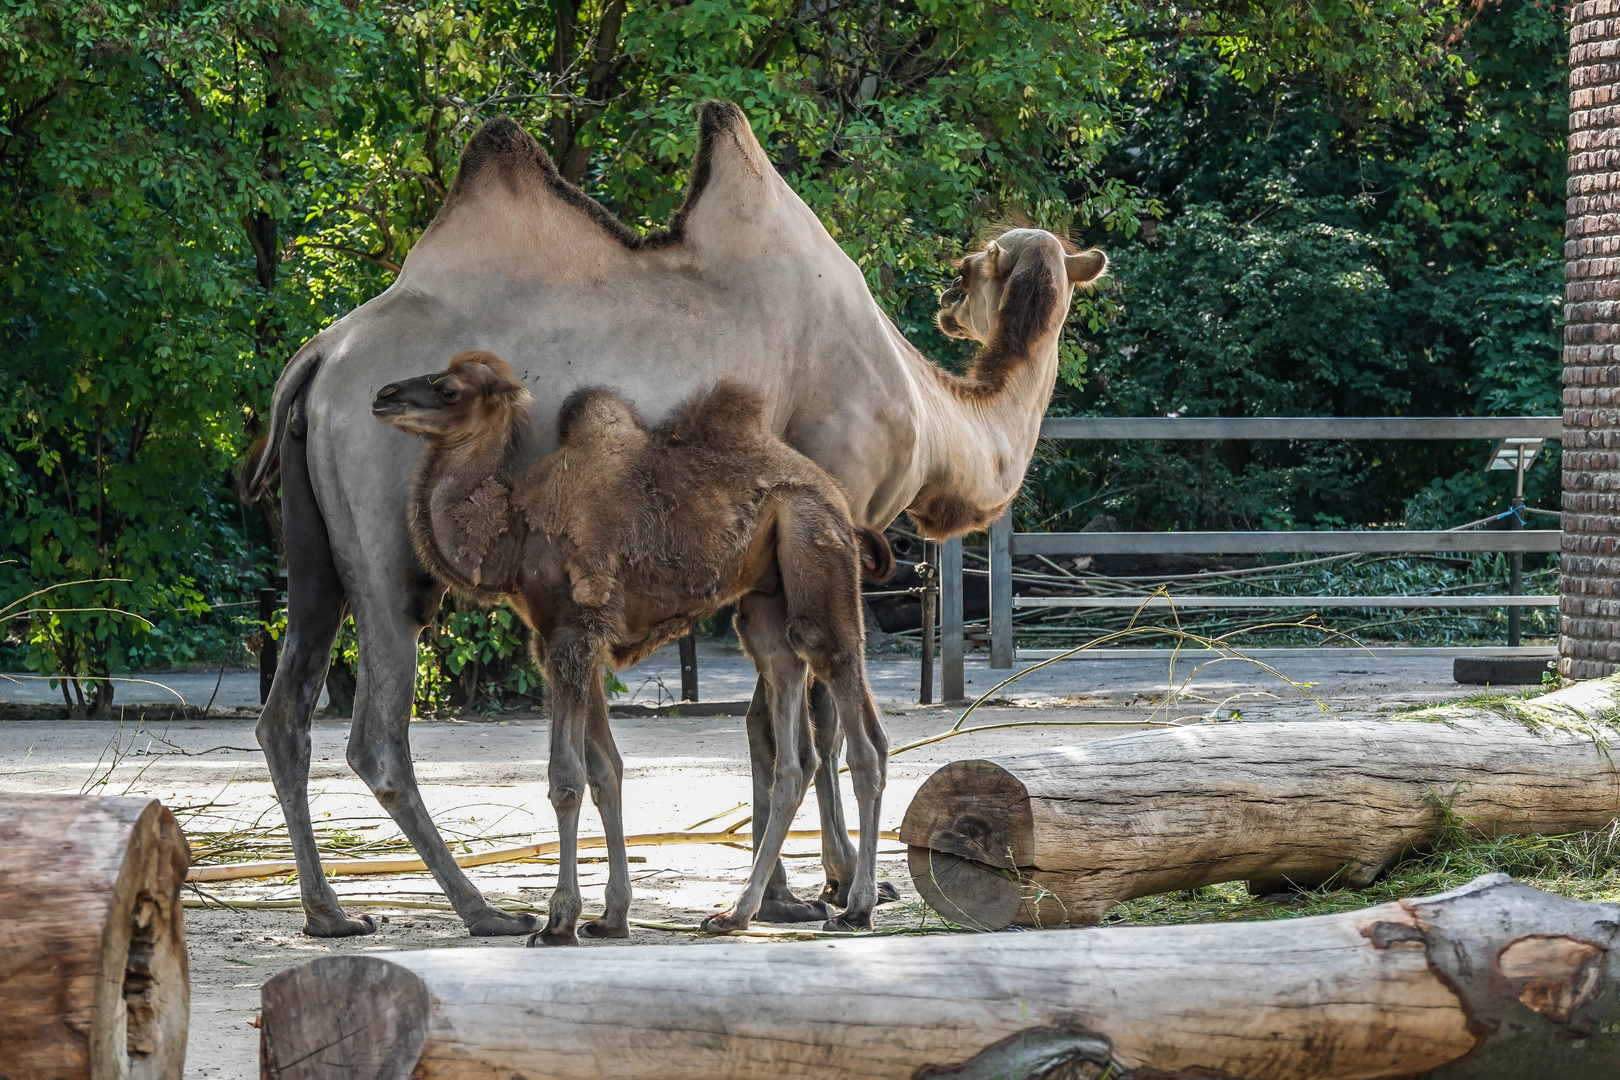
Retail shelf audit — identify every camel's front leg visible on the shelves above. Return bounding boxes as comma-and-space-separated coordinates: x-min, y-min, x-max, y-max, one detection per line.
345, 584, 537, 938
579, 674, 631, 939
705, 593, 816, 933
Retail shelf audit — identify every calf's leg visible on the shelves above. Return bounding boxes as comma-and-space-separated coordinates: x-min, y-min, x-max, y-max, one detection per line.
580, 675, 631, 940
704, 591, 817, 933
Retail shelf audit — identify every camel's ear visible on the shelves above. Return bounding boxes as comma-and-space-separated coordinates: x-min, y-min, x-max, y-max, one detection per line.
670, 101, 789, 246
984, 241, 1004, 279
1065, 248, 1109, 287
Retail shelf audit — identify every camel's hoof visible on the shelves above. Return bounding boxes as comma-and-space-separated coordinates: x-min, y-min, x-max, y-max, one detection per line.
302, 911, 376, 938
819, 880, 901, 909
701, 910, 752, 934
755, 897, 835, 924
579, 918, 630, 940
823, 912, 873, 933
525, 927, 581, 947
468, 908, 538, 937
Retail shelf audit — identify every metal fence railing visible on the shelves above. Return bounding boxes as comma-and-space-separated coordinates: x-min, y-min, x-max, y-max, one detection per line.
927, 416, 1562, 691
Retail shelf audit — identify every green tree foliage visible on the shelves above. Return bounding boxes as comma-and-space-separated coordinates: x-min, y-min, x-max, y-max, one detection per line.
1028, 0, 1568, 535
0, 1, 379, 712
2, 0, 1532, 698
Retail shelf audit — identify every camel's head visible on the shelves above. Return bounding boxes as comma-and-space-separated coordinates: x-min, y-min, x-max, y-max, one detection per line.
372, 350, 532, 440
936, 229, 1109, 343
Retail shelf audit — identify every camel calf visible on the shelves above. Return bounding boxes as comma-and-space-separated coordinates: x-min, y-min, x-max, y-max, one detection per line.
372, 351, 890, 943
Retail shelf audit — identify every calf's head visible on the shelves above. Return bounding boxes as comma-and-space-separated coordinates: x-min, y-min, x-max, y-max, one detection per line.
372, 350, 532, 439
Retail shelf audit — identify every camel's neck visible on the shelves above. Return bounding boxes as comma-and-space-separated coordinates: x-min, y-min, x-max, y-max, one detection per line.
409, 412, 526, 595
907, 248, 1071, 538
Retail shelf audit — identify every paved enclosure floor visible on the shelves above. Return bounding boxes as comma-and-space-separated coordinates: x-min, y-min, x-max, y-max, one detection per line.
0, 644, 1507, 1078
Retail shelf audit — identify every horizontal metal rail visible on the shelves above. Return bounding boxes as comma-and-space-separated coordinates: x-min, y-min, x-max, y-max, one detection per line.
963, 416, 1566, 675
1039, 417, 1564, 440
1013, 531, 1561, 556
1013, 595, 1559, 610
1016, 646, 1556, 661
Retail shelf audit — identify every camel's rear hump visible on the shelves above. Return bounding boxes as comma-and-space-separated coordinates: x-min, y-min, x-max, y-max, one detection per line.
659, 379, 769, 451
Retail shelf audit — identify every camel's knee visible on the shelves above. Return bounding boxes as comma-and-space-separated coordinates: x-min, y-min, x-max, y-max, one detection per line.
585, 760, 623, 807
771, 759, 813, 803
549, 762, 587, 813
784, 617, 843, 668
254, 713, 309, 760
346, 740, 411, 808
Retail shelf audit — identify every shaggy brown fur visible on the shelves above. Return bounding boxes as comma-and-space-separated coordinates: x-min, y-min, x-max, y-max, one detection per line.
373, 352, 890, 944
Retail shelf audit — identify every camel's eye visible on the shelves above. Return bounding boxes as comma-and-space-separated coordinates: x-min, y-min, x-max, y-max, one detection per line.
437, 384, 460, 403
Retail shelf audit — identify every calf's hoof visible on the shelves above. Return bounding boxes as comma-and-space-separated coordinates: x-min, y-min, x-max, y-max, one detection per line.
302, 911, 377, 938
468, 908, 539, 937
580, 918, 630, 940
876, 881, 901, 905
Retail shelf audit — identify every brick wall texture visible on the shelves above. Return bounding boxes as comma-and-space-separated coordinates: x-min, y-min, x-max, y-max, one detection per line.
1562, 0, 1620, 677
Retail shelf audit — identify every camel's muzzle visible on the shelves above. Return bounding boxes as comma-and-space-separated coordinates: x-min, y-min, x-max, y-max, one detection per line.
372, 375, 440, 419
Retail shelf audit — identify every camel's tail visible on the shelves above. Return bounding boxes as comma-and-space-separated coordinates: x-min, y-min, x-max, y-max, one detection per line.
856, 527, 896, 585
239, 344, 324, 502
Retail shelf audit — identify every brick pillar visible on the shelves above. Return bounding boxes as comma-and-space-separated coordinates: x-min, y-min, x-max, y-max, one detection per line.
1561, 0, 1620, 678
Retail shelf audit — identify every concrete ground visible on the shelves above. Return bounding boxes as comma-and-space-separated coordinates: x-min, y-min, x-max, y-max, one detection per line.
0, 643, 1515, 1079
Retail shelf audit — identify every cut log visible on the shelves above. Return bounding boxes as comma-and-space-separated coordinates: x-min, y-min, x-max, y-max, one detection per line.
259, 875, 1620, 1079
0, 794, 190, 1080
901, 675, 1620, 929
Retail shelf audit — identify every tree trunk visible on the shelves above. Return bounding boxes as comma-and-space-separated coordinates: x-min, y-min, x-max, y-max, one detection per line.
1561, 0, 1620, 678
259, 875, 1620, 1079
901, 676, 1620, 929
0, 794, 190, 1080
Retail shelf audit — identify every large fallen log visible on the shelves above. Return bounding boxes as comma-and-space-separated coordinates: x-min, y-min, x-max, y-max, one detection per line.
901, 675, 1620, 929
259, 875, 1619, 1079
0, 794, 190, 1080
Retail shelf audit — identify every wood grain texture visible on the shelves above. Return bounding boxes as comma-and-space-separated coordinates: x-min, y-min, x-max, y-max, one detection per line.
0, 793, 190, 1080
257, 876, 1620, 1079
902, 676, 1620, 928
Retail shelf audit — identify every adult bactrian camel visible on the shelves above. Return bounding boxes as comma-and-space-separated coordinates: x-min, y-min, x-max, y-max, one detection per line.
373, 354, 891, 938
243, 101, 1107, 937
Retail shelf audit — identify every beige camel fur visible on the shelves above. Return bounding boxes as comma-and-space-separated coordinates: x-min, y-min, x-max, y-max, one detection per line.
373, 351, 891, 940
241, 103, 1107, 939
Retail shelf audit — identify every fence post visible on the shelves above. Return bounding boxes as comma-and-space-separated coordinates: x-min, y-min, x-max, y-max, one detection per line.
678, 634, 699, 702
989, 510, 1014, 668
941, 536, 964, 702
919, 540, 937, 704
258, 587, 278, 705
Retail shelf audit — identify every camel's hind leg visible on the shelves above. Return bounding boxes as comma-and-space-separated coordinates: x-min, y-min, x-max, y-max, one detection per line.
704, 589, 816, 934
746, 678, 835, 924
814, 661, 888, 931
254, 428, 371, 938
780, 508, 890, 931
